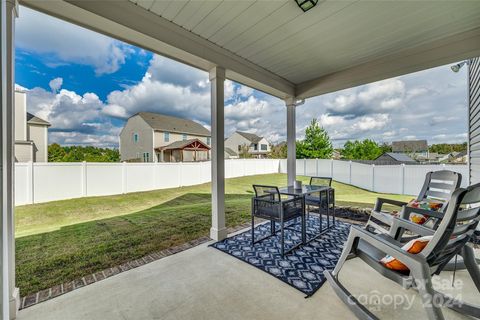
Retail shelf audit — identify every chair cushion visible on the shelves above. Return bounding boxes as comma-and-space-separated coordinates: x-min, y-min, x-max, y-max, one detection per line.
380, 235, 432, 273
406, 199, 444, 224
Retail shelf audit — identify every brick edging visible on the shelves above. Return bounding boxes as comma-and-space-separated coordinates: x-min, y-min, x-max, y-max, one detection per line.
20, 235, 213, 310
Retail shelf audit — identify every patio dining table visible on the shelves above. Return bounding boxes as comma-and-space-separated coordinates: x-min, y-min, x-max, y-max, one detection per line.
277, 185, 334, 244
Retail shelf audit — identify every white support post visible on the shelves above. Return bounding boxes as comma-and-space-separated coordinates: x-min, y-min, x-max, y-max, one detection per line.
209, 66, 227, 241
401, 163, 406, 195
285, 98, 296, 186
1, 1, 20, 318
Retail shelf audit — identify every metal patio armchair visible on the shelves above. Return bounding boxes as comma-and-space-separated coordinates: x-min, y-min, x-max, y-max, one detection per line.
251, 185, 304, 257
367, 170, 461, 235
325, 184, 480, 320
305, 177, 335, 225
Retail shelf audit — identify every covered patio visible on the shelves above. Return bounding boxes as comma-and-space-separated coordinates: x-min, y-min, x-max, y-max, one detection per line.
1, 0, 480, 319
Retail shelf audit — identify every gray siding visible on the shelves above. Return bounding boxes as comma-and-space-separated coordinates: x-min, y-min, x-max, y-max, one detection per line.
120, 115, 154, 162
27, 124, 48, 162
469, 57, 480, 183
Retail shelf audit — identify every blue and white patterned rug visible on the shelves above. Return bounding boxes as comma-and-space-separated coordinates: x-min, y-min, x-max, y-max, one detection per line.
210, 216, 352, 297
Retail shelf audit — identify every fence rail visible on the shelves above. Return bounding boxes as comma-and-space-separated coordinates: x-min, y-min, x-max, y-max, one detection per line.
15, 159, 468, 205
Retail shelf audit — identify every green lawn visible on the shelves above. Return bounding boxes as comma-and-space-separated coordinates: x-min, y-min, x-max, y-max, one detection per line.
15, 173, 411, 296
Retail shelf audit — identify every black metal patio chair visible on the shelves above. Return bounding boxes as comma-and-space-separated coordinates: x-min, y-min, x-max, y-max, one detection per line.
251, 185, 304, 257
305, 177, 335, 225
325, 183, 480, 320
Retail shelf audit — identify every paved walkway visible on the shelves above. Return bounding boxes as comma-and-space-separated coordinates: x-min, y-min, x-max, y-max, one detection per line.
17, 240, 478, 320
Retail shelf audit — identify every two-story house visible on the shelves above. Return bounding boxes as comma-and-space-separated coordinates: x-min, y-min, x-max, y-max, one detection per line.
14, 89, 50, 162
224, 131, 270, 159
119, 112, 211, 162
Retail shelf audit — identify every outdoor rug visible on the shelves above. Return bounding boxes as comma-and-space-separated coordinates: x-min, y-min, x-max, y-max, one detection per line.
210, 216, 352, 297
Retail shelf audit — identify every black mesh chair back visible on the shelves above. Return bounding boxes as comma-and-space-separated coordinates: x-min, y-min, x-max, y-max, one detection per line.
253, 185, 281, 202
310, 177, 332, 187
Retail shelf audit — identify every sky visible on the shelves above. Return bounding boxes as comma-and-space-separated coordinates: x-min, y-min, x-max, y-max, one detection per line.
15, 6, 468, 148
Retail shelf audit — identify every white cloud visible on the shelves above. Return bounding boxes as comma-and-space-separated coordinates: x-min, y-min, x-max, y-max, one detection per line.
49, 77, 63, 92
16, 6, 133, 75
22, 80, 122, 147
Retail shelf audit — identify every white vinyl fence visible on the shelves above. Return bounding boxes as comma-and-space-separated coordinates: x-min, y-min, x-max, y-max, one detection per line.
15, 159, 468, 205
281, 159, 469, 196
15, 159, 280, 205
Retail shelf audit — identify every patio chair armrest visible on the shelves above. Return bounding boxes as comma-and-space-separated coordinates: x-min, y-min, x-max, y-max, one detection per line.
374, 198, 408, 212
401, 206, 444, 220
349, 226, 426, 266
389, 217, 435, 238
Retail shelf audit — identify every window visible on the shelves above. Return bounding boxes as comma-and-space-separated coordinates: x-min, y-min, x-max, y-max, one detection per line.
133, 133, 139, 143
253, 144, 258, 150
183, 134, 188, 141
164, 132, 170, 142
261, 144, 267, 151
143, 152, 150, 162
207, 137, 211, 145
238, 145, 241, 152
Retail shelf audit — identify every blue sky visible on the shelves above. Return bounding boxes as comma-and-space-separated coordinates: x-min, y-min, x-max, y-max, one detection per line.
15, 6, 468, 148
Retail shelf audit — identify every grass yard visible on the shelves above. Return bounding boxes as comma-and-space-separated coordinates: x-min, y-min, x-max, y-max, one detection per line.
15, 173, 411, 296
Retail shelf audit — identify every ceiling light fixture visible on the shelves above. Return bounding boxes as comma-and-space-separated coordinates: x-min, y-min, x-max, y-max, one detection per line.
295, 0, 318, 12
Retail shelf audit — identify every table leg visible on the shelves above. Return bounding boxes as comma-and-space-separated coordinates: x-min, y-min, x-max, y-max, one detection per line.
326, 189, 330, 229
302, 197, 306, 244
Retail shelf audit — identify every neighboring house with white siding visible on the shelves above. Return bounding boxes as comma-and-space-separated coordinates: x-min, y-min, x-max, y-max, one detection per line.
119, 112, 211, 162
224, 131, 271, 158
14, 90, 50, 162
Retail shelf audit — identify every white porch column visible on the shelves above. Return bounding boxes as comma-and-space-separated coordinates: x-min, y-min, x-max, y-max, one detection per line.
1, 0, 20, 319
209, 66, 227, 241
285, 97, 297, 186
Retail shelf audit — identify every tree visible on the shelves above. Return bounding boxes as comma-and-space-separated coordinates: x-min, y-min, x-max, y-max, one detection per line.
47, 143, 67, 162
429, 142, 467, 154
269, 142, 287, 159
48, 144, 120, 162
341, 139, 384, 160
296, 119, 333, 159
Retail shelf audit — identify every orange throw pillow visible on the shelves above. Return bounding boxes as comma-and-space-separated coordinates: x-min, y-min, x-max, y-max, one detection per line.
380, 236, 432, 272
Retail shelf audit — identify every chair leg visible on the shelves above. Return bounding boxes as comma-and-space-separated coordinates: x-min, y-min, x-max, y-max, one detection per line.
251, 214, 255, 245
412, 267, 445, 320
280, 216, 285, 258
270, 220, 276, 236
462, 245, 480, 292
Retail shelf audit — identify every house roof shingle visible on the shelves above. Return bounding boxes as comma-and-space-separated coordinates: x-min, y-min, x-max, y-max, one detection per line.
157, 138, 210, 151
392, 140, 428, 152
27, 112, 50, 126
236, 131, 262, 143
384, 152, 416, 162
138, 112, 210, 137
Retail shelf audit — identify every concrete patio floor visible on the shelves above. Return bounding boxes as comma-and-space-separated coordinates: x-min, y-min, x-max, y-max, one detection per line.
17, 237, 479, 320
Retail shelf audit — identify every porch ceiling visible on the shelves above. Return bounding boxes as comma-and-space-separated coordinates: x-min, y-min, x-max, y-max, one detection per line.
20, 0, 480, 99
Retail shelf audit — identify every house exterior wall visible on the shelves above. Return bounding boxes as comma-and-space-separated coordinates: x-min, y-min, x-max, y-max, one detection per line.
224, 132, 250, 154
27, 124, 48, 162
153, 130, 210, 148
469, 57, 480, 184
14, 90, 27, 141
154, 130, 210, 162
120, 115, 154, 162
225, 133, 270, 157
14, 143, 33, 162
